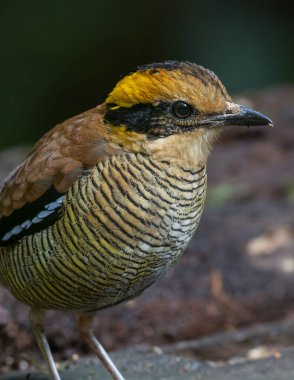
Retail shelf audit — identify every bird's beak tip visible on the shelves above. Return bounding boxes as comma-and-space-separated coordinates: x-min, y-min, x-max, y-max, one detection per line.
238, 105, 274, 128
200, 103, 273, 129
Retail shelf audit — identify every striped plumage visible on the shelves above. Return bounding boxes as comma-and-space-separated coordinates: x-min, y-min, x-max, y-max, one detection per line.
0, 154, 206, 311
0, 61, 272, 380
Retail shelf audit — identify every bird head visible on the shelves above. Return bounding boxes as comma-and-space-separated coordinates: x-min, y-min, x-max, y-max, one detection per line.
0, 61, 273, 219
103, 61, 272, 167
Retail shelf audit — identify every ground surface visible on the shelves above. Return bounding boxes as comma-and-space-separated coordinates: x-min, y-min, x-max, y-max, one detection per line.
0, 85, 293, 375
1, 322, 294, 380
1, 350, 294, 380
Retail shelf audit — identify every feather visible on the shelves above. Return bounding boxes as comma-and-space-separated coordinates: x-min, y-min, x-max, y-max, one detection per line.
0, 106, 118, 219
0, 186, 65, 246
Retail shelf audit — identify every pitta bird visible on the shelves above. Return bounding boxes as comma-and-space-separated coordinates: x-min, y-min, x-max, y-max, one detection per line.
0, 61, 273, 380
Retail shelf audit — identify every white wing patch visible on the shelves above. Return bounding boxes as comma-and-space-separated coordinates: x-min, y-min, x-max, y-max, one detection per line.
2, 196, 65, 242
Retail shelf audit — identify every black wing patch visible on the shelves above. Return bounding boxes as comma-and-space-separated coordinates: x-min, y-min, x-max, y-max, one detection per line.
0, 186, 65, 247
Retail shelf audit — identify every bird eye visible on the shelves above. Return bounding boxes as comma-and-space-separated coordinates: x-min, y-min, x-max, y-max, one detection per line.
171, 101, 194, 119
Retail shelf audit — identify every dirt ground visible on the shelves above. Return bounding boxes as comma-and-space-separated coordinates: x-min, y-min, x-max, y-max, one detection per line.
0, 85, 293, 374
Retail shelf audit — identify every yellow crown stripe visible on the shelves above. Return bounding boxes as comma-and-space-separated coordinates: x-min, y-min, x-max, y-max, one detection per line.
106, 69, 181, 107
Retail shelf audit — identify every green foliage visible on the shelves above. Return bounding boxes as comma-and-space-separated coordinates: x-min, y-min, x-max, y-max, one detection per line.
207, 183, 250, 206
287, 183, 294, 200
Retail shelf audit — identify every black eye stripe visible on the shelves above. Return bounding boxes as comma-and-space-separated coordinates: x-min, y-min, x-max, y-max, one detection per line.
104, 101, 197, 138
171, 101, 194, 119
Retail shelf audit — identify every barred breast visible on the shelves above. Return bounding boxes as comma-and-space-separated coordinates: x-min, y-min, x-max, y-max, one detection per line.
0, 154, 206, 311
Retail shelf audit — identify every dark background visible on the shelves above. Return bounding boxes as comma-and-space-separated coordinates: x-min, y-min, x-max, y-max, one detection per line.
0, 0, 293, 149
1, 1, 294, 374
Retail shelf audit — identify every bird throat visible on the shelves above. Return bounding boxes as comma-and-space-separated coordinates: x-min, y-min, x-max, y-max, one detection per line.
146, 129, 220, 169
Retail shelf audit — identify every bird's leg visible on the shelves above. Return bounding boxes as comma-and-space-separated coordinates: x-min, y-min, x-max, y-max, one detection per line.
78, 312, 125, 380
29, 308, 61, 380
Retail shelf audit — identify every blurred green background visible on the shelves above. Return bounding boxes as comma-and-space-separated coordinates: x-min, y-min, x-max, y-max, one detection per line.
0, 0, 293, 149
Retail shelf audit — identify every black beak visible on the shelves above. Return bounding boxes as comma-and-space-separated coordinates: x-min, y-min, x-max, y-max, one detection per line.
200, 104, 273, 128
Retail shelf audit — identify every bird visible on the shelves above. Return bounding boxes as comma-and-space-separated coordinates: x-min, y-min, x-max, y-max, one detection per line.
0, 61, 273, 380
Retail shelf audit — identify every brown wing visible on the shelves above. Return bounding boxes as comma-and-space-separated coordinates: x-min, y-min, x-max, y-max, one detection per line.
0, 103, 143, 246
0, 106, 109, 219
0, 105, 120, 246
0, 104, 126, 245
